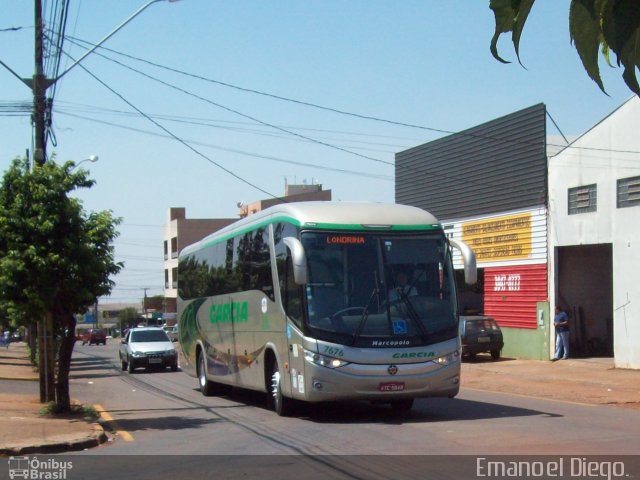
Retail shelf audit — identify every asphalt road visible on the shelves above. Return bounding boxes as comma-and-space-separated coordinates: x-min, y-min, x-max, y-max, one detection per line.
64, 342, 640, 458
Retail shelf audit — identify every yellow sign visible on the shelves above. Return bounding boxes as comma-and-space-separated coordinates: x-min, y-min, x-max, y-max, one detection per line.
462, 212, 532, 261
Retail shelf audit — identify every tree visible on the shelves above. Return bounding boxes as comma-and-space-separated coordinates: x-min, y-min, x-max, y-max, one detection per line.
119, 307, 140, 332
489, 0, 640, 96
0, 158, 122, 411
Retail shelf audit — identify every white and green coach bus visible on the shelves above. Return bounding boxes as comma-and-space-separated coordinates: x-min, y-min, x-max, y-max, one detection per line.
178, 201, 476, 415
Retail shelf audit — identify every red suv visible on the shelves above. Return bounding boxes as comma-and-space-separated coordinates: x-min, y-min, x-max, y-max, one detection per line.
80, 329, 107, 346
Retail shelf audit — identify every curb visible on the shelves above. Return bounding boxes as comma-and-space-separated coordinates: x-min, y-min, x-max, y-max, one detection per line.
0, 424, 109, 456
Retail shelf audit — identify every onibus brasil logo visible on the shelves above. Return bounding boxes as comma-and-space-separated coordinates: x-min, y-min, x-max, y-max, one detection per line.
8, 456, 73, 479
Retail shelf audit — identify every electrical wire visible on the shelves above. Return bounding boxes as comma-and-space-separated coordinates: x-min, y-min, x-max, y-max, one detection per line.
63, 36, 393, 167
63, 34, 640, 157
54, 110, 394, 180
61, 48, 284, 201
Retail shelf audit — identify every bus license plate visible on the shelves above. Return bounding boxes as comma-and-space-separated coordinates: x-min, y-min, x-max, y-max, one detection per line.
379, 382, 405, 392
149, 357, 162, 364
478, 336, 490, 343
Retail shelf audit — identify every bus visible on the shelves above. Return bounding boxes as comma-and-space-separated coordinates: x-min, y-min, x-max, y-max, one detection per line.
178, 201, 476, 415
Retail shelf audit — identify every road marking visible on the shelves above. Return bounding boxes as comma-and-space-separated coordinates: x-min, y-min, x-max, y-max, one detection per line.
94, 403, 135, 442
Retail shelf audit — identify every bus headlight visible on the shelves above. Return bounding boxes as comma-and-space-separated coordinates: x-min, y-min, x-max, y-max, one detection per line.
304, 349, 349, 369
433, 351, 459, 366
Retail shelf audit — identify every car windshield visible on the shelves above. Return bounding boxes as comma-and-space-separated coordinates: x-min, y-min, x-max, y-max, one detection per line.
130, 330, 169, 343
465, 319, 498, 333
300, 231, 457, 347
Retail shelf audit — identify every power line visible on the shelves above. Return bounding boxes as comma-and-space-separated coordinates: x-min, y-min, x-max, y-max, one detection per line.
63, 35, 393, 167
62, 49, 284, 201
54, 110, 394, 180
63, 34, 640, 157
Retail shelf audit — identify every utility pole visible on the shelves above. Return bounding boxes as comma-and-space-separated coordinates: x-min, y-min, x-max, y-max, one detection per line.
33, 0, 55, 402
143, 288, 149, 325
0, 0, 179, 403
33, 0, 51, 165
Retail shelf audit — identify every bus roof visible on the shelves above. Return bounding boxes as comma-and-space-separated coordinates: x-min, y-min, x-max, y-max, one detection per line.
181, 201, 441, 257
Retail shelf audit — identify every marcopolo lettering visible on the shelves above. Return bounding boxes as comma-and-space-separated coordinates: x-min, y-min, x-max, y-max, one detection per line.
392, 351, 435, 359
209, 301, 249, 324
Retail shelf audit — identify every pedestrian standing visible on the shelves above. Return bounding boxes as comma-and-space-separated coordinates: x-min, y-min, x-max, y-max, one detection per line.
552, 306, 570, 361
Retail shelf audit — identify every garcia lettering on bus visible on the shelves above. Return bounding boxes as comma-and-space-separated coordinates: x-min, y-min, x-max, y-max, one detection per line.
392, 351, 435, 359
209, 301, 249, 324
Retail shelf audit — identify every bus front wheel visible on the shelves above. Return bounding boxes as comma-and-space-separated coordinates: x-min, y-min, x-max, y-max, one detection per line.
198, 351, 215, 396
269, 361, 293, 416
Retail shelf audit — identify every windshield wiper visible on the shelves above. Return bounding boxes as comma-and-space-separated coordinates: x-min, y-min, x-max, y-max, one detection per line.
350, 271, 381, 346
396, 290, 429, 342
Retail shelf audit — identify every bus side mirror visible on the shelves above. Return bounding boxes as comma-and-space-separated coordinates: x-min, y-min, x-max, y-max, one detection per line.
448, 239, 477, 285
283, 237, 308, 285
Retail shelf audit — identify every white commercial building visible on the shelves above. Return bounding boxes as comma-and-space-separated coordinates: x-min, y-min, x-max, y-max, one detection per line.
549, 96, 640, 369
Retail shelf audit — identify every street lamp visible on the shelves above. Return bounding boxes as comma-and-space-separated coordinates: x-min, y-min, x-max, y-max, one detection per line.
72, 155, 99, 170
56, 0, 182, 83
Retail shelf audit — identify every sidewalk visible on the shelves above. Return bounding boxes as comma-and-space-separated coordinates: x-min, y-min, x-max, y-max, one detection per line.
461, 355, 640, 409
0, 342, 107, 455
0, 343, 638, 455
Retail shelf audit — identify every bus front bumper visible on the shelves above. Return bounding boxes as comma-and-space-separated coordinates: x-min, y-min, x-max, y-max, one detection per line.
297, 358, 460, 402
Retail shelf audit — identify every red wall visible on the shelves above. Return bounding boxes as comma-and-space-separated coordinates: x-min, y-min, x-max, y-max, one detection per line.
484, 264, 548, 329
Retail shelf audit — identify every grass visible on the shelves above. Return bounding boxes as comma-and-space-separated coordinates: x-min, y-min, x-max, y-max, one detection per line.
39, 402, 100, 422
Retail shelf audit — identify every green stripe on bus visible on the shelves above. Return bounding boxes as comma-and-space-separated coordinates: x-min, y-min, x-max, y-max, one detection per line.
196, 216, 441, 251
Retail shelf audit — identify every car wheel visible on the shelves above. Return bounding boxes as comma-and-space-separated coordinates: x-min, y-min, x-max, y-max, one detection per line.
171, 363, 178, 372
121, 359, 127, 371
491, 349, 501, 360
268, 361, 293, 416
127, 358, 135, 374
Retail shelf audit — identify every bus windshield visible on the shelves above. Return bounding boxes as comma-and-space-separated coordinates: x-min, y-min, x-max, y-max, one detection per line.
301, 231, 457, 347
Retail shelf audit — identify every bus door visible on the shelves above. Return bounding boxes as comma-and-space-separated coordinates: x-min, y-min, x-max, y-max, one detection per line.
285, 321, 307, 400
280, 242, 308, 400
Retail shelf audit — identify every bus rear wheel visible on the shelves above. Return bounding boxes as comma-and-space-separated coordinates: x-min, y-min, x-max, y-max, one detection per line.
269, 362, 293, 416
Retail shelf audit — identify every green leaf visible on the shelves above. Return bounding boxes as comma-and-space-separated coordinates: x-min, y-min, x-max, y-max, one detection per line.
512, 0, 535, 64
489, 0, 536, 64
602, 0, 640, 96
570, 0, 607, 93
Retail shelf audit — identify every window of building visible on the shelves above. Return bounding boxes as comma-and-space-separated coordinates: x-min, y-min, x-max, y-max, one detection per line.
172, 267, 178, 288
171, 237, 178, 258
164, 240, 168, 260
164, 269, 169, 289
568, 184, 597, 214
617, 176, 640, 208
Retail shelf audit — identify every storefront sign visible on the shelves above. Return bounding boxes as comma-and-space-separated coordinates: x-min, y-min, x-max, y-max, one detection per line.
462, 212, 532, 261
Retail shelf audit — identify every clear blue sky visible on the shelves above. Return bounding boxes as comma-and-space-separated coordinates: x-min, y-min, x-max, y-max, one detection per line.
0, 1, 634, 305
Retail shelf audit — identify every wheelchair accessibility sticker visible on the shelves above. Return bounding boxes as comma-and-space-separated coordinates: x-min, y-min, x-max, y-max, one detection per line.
392, 319, 407, 335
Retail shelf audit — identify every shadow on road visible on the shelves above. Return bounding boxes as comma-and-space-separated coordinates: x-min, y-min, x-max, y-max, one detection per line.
300, 396, 561, 424
105, 414, 224, 433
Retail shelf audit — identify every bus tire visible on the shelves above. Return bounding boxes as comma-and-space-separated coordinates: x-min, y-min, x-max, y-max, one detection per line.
197, 350, 215, 396
269, 361, 293, 416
